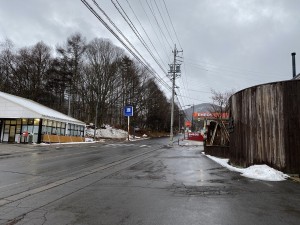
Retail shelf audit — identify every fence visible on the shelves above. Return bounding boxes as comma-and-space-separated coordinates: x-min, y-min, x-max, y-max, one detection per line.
229, 80, 300, 174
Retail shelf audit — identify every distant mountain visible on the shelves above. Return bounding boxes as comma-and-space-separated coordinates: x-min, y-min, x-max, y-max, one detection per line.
183, 103, 215, 121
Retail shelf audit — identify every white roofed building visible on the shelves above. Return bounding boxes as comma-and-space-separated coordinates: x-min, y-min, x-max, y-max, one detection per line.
0, 91, 85, 143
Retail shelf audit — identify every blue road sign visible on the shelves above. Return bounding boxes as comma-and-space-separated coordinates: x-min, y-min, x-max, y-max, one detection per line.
124, 105, 133, 117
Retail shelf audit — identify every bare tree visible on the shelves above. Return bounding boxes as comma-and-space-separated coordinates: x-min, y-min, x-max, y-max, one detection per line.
0, 34, 177, 135
208, 89, 235, 145
0, 39, 15, 93
56, 32, 87, 118
210, 89, 235, 118
84, 38, 124, 126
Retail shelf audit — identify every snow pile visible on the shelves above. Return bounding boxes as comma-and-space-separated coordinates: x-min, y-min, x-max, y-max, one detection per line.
86, 126, 127, 139
85, 138, 94, 142
205, 154, 289, 181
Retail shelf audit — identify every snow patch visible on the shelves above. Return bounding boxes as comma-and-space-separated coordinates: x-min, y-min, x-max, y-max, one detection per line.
86, 127, 127, 139
205, 154, 289, 181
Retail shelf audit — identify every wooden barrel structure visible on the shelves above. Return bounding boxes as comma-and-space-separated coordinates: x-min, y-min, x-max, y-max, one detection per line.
229, 80, 300, 174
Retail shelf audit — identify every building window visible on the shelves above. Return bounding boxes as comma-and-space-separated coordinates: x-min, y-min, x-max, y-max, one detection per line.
27, 125, 33, 133
42, 126, 46, 134
33, 126, 39, 134
16, 125, 21, 134
28, 119, 34, 125
22, 125, 28, 132
34, 119, 40, 125
47, 126, 51, 133
4, 125, 9, 133
42, 119, 48, 126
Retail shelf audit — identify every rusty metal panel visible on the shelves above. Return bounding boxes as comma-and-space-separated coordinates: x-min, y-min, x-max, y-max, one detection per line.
229, 80, 300, 174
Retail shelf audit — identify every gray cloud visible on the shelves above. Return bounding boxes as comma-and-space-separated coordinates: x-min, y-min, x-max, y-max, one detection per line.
1, 0, 299, 105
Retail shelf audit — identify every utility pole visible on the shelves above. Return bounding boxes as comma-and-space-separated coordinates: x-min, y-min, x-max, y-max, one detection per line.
169, 45, 182, 146
178, 110, 181, 134
94, 83, 100, 141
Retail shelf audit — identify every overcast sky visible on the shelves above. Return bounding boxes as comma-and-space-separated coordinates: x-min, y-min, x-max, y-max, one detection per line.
1, 0, 300, 109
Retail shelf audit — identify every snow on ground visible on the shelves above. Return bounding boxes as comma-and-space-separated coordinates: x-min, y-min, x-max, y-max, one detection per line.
204, 154, 289, 182
85, 125, 148, 140
86, 126, 128, 139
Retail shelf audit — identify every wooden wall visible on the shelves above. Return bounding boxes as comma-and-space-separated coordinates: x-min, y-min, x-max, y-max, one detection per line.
204, 145, 230, 159
42, 134, 85, 143
229, 80, 300, 174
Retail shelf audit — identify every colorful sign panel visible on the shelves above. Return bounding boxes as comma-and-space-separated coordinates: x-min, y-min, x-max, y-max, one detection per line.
192, 112, 229, 119
185, 121, 191, 127
124, 105, 133, 117
187, 132, 204, 141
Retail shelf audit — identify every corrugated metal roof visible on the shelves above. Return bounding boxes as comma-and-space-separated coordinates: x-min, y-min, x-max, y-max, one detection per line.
0, 91, 85, 125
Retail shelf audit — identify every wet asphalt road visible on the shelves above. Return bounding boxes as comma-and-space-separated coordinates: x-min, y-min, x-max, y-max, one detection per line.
0, 137, 299, 225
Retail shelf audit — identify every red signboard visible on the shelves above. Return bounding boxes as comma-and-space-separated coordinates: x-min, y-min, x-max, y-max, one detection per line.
187, 132, 204, 141
185, 121, 191, 127
193, 112, 229, 119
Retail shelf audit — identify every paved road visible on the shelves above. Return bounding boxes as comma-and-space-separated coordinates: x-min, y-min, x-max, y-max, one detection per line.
0, 138, 299, 225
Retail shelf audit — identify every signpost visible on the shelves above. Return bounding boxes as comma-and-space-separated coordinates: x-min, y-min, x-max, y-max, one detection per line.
124, 105, 133, 141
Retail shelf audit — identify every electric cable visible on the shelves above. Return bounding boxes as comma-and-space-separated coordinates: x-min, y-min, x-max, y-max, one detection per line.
146, 0, 173, 51
111, 0, 168, 76
138, 0, 171, 62
81, 0, 172, 92
162, 0, 183, 50
125, 0, 169, 67
153, 0, 176, 46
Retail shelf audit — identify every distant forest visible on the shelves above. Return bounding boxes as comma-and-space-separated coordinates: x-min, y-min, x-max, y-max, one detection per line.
0, 32, 181, 132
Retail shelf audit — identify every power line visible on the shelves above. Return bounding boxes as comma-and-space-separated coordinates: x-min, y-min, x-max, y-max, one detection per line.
153, 0, 176, 46
162, 0, 183, 50
111, 0, 168, 76
177, 94, 209, 103
186, 61, 283, 83
146, 0, 173, 51
181, 88, 211, 93
138, 0, 171, 62
125, 0, 168, 67
81, 0, 171, 92
180, 54, 193, 106
184, 57, 284, 78
92, 0, 170, 89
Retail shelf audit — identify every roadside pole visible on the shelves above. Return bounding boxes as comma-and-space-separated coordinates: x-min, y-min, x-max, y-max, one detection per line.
127, 116, 130, 141
169, 45, 182, 146
124, 105, 133, 141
